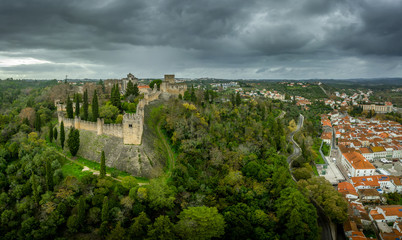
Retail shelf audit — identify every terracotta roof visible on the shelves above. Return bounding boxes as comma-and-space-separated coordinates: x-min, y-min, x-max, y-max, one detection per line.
349, 231, 367, 240
390, 176, 402, 186
379, 205, 402, 218
138, 85, 150, 89
351, 175, 390, 188
370, 209, 385, 220
359, 148, 372, 154
338, 182, 358, 196
343, 152, 375, 170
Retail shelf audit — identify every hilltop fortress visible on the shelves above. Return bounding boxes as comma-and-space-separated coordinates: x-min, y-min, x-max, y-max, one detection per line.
57, 74, 187, 145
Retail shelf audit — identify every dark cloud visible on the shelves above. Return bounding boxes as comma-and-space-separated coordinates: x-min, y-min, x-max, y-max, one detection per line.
0, 0, 401, 79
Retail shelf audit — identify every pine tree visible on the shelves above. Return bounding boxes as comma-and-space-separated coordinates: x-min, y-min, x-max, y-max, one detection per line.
48, 123, 53, 143
92, 90, 99, 121
101, 196, 109, 222
190, 85, 196, 102
235, 92, 241, 106
60, 121, 65, 149
35, 113, 41, 132
31, 172, 39, 206
53, 127, 58, 140
83, 89, 89, 120
75, 93, 80, 117
125, 81, 135, 98
204, 90, 209, 102
106, 222, 126, 240
133, 83, 139, 97
66, 95, 73, 118
45, 158, 53, 191
77, 196, 86, 228
112, 84, 121, 110
100, 151, 106, 178
67, 128, 80, 156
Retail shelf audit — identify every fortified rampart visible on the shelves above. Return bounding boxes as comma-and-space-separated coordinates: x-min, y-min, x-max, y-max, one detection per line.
57, 91, 161, 145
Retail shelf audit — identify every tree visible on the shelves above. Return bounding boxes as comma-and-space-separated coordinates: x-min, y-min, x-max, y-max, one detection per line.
111, 84, 121, 110
67, 128, 80, 156
60, 121, 65, 149
53, 127, 58, 140
148, 178, 175, 210
75, 93, 80, 117
48, 123, 53, 142
129, 212, 150, 239
149, 79, 162, 90
66, 95, 73, 118
101, 196, 109, 222
83, 89, 89, 120
100, 151, 106, 178
99, 105, 119, 123
35, 113, 41, 132
77, 196, 86, 228
45, 158, 53, 191
275, 187, 319, 240
298, 177, 348, 223
175, 206, 225, 240
92, 90, 99, 121
235, 92, 241, 106
204, 90, 209, 102
107, 222, 126, 240
125, 81, 139, 98
147, 215, 175, 240
190, 85, 197, 103
31, 172, 39, 205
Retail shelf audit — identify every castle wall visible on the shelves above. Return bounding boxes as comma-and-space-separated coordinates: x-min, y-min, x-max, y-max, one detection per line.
78, 119, 98, 132
103, 123, 123, 138
56, 85, 162, 145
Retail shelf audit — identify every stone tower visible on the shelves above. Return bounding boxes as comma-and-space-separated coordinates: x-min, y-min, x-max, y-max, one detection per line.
122, 113, 143, 145
164, 74, 175, 84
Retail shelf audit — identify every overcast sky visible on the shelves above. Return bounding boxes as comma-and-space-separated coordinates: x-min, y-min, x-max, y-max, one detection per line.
1, 0, 402, 80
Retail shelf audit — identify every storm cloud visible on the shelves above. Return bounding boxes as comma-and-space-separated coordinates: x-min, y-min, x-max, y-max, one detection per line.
0, 0, 401, 79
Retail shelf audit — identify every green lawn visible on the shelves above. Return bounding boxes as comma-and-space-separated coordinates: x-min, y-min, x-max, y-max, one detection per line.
312, 138, 326, 164
322, 143, 330, 156
47, 141, 149, 184
61, 161, 93, 179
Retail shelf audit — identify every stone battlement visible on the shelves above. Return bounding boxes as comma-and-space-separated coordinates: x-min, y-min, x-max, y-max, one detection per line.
56, 74, 179, 145
57, 92, 160, 145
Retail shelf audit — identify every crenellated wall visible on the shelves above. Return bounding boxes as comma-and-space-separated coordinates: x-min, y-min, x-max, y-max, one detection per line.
56, 90, 162, 145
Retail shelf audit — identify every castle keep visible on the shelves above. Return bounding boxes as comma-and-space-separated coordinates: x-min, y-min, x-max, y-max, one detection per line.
57, 74, 186, 145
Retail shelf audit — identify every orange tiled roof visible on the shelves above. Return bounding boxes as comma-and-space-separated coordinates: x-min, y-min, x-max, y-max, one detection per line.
350, 231, 367, 240
379, 205, 402, 218
359, 148, 371, 154
338, 182, 358, 196
351, 175, 389, 188
343, 152, 375, 170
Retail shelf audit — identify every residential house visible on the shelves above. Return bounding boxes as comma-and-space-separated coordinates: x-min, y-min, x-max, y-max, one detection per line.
341, 152, 375, 177
369, 205, 402, 223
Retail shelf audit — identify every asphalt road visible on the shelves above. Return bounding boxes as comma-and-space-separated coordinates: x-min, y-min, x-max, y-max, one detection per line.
285, 114, 346, 240
287, 114, 304, 165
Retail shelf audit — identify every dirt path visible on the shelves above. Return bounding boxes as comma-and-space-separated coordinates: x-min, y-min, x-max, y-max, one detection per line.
156, 119, 175, 176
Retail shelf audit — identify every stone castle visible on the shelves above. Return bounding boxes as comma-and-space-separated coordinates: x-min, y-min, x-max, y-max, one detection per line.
57, 74, 187, 145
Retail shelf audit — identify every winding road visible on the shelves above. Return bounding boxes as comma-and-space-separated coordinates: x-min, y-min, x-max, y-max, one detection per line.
287, 114, 304, 165
285, 114, 341, 240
